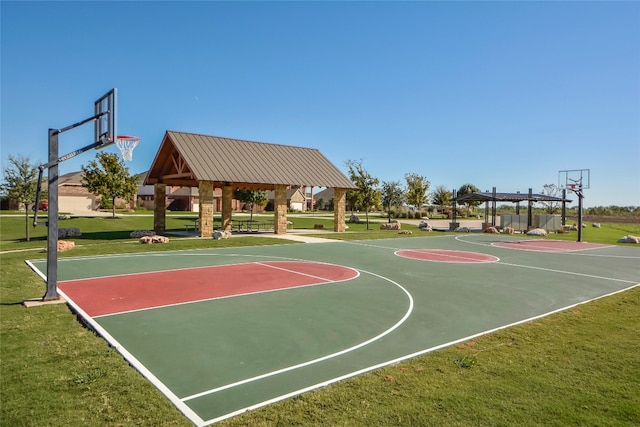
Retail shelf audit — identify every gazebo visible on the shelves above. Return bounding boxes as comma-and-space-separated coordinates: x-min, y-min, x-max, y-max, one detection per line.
144, 131, 356, 237
456, 187, 572, 229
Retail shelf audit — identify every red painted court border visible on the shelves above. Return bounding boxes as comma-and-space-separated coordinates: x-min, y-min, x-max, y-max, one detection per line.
395, 249, 499, 263
492, 240, 611, 252
58, 261, 358, 317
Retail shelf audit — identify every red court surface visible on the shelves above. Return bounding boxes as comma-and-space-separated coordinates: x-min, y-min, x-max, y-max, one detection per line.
492, 240, 611, 252
58, 261, 358, 317
395, 249, 499, 263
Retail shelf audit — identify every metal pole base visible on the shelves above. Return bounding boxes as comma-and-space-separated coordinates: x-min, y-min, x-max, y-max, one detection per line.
42, 293, 61, 302
24, 297, 65, 308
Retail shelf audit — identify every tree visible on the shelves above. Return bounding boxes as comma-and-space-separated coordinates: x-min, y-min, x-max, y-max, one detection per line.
540, 183, 562, 214
1, 155, 39, 241
81, 152, 139, 218
431, 185, 452, 213
380, 180, 405, 223
404, 173, 430, 215
345, 159, 380, 230
457, 183, 481, 216
234, 189, 268, 221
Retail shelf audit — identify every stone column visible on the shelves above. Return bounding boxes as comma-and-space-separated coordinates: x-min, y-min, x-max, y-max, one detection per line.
222, 185, 233, 232
153, 183, 166, 234
273, 184, 288, 234
334, 188, 346, 232
199, 181, 214, 237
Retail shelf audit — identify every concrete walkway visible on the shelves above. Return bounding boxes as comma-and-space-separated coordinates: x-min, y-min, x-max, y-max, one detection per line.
261, 230, 338, 244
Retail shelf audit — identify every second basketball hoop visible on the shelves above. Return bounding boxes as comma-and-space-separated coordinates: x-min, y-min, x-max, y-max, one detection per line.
114, 135, 140, 161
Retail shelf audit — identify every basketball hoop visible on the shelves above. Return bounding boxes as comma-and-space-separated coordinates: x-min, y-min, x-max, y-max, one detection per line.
114, 135, 140, 161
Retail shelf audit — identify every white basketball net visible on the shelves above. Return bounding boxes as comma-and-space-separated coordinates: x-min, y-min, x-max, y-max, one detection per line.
115, 136, 140, 161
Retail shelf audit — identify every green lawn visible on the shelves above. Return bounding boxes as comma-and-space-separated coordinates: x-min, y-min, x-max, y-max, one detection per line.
1, 212, 639, 426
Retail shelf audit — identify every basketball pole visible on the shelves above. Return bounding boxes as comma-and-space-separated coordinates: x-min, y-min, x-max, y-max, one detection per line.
44, 129, 60, 300
576, 188, 584, 243
36, 113, 113, 301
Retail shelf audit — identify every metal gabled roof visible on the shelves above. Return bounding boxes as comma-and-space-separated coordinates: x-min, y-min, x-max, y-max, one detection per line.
145, 131, 355, 190
457, 192, 571, 203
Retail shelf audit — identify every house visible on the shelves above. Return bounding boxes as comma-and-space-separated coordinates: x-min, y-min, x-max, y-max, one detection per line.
265, 187, 307, 211
310, 187, 334, 210
58, 171, 98, 212
136, 171, 245, 212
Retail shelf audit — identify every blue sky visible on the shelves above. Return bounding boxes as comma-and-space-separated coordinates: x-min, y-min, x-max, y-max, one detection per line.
2, 1, 638, 207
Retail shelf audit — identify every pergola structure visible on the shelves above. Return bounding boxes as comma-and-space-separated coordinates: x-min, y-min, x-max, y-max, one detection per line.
456, 187, 572, 228
144, 131, 356, 237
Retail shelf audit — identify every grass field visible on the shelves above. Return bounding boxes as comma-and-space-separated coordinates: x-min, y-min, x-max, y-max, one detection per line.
1, 212, 639, 426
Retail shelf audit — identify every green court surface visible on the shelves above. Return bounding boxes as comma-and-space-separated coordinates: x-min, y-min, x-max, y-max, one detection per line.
28, 234, 640, 426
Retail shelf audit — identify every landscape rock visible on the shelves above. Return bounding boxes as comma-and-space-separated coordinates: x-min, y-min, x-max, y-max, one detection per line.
213, 230, 231, 240
418, 221, 432, 231
484, 226, 499, 234
139, 235, 169, 244
347, 214, 361, 223
380, 222, 401, 230
44, 240, 75, 252
527, 228, 547, 236
618, 235, 640, 244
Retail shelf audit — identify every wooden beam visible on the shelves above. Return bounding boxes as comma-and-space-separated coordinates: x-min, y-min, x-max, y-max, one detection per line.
171, 153, 189, 175
160, 179, 199, 187
233, 183, 290, 191
161, 172, 194, 180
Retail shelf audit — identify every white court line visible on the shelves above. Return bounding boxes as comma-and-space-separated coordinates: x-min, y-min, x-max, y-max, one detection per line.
26, 243, 302, 265
491, 240, 614, 253
93, 262, 361, 318
27, 239, 639, 427
55, 285, 207, 426
495, 260, 638, 284
93, 278, 357, 319
34, 253, 317, 284
25, 259, 46, 281
396, 249, 499, 263
30, 251, 373, 427
255, 262, 333, 282
341, 235, 459, 251
199, 281, 640, 426
454, 235, 636, 258
557, 250, 640, 259
181, 268, 414, 403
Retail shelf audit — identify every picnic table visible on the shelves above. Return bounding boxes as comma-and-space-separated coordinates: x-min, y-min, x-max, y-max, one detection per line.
235, 219, 273, 232
184, 218, 199, 231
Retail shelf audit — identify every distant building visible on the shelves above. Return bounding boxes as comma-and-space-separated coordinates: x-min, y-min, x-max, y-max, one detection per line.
58, 171, 98, 212
265, 187, 307, 212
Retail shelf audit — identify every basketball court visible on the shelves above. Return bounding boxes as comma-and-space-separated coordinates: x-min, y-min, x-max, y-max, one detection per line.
27, 234, 639, 426
30, 90, 637, 425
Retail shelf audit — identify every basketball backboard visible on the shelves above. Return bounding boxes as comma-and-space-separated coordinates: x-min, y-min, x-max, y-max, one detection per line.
94, 88, 117, 147
558, 169, 590, 191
